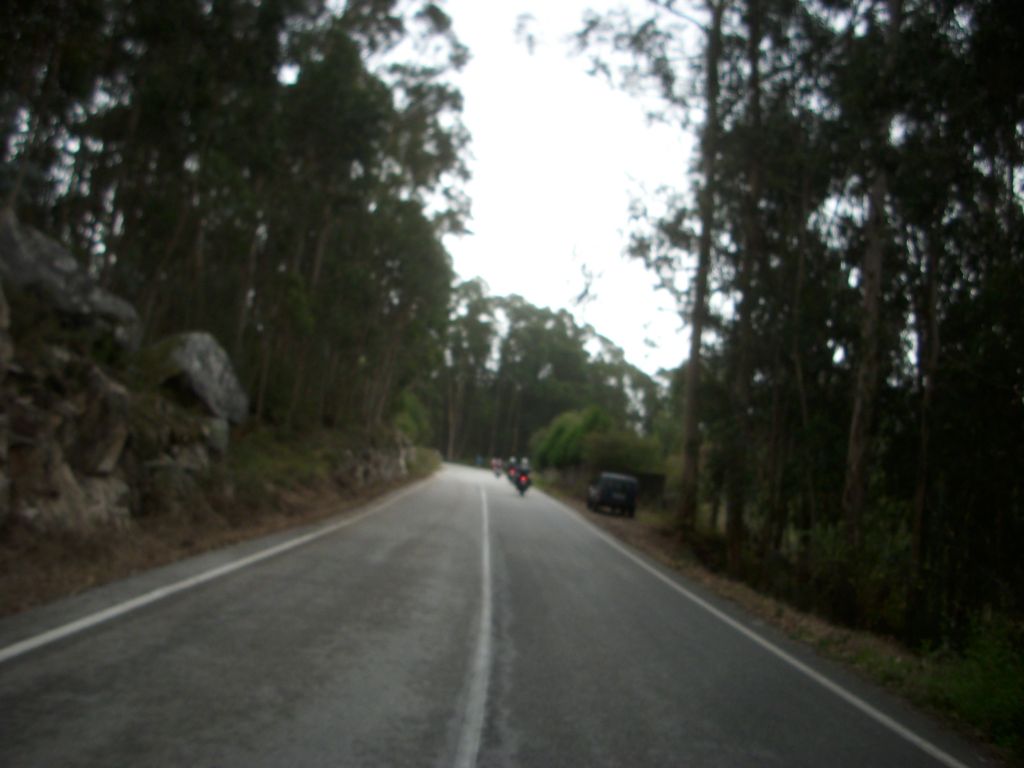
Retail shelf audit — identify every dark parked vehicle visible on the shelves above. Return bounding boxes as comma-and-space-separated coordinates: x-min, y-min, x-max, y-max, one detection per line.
586, 472, 638, 517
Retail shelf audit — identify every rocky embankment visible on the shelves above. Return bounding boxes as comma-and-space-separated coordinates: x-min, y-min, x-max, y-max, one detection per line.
0, 209, 413, 553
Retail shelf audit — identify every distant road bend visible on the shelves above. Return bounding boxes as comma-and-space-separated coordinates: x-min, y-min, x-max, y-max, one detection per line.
0, 465, 992, 767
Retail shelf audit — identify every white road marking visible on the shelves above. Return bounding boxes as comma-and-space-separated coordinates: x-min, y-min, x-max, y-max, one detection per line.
555, 499, 973, 768
0, 480, 428, 666
453, 486, 493, 768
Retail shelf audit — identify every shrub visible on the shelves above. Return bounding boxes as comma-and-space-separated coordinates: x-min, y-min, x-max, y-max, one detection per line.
407, 446, 443, 477
927, 621, 1024, 757
583, 430, 661, 475
533, 406, 612, 469
394, 390, 432, 445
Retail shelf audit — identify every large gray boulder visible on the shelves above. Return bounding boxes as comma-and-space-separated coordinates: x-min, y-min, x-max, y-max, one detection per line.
0, 208, 141, 351
155, 332, 249, 424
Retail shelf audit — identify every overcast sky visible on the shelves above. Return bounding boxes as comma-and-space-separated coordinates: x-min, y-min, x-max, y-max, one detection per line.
440, 0, 696, 376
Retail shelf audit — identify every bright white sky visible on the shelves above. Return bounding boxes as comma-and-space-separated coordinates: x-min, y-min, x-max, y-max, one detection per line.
440, 0, 696, 376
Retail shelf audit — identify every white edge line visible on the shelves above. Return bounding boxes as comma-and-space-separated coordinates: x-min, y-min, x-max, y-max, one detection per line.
453, 486, 493, 768
0, 479, 427, 666
554, 499, 973, 768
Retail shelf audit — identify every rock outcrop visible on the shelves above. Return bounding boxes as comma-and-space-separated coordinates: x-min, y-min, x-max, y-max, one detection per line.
333, 433, 412, 490
0, 214, 248, 532
0, 215, 410, 536
0, 208, 141, 351
143, 332, 249, 425
6, 347, 134, 529
3, 340, 223, 530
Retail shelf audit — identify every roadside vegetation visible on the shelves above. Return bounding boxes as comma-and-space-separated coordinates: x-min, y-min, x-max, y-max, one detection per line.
0, 426, 437, 617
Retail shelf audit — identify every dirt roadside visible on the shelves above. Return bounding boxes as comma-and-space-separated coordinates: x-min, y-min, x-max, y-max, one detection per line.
0, 476, 420, 618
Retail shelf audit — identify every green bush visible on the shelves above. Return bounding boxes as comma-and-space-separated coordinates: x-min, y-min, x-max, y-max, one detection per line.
533, 406, 612, 469
394, 390, 432, 445
583, 430, 662, 475
226, 427, 339, 492
927, 621, 1024, 757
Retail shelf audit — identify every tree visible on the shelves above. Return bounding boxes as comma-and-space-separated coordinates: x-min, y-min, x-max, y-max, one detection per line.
580, 0, 1024, 645
578, 0, 731, 534
2, 0, 468, 436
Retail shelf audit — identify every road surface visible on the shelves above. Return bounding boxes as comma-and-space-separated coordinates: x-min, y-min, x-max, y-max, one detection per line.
0, 465, 995, 767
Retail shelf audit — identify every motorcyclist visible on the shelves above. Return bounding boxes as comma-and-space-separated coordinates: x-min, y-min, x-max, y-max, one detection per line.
515, 458, 531, 495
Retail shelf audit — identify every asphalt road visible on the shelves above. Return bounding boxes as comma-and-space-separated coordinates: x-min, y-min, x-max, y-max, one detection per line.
0, 465, 996, 767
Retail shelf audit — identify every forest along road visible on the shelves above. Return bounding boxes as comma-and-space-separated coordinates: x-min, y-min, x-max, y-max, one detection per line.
0, 465, 993, 768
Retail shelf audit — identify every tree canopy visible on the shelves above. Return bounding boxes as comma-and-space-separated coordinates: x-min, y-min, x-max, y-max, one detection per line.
578, 0, 1023, 648
2, 0, 468, 432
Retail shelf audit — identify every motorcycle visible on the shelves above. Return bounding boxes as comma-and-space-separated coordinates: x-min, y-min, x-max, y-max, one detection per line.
515, 469, 531, 497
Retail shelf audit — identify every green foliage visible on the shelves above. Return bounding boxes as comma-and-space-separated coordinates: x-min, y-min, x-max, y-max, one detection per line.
127, 392, 207, 463
5, 283, 128, 367
432, 287, 663, 463
282, 274, 316, 337
925, 622, 1024, 758
3, 0, 467, 434
806, 509, 911, 635
580, 0, 1024, 666
226, 428, 347, 492
127, 336, 188, 392
661, 451, 684, 507
393, 390, 432, 445
533, 406, 612, 469
858, 619, 1024, 762
583, 430, 662, 475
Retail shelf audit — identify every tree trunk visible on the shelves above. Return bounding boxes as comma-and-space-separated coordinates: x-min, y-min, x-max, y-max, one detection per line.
841, 0, 902, 551
310, 201, 333, 291
370, 332, 401, 428
285, 345, 309, 430
509, 386, 522, 457
141, 191, 192, 335
907, 230, 939, 639
678, 0, 726, 533
317, 346, 340, 425
487, 379, 502, 458
761, 348, 790, 556
446, 370, 463, 460
256, 331, 275, 420
842, 170, 886, 551
791, 174, 819, 575
234, 225, 262, 362
456, 386, 477, 460
188, 217, 208, 330
723, 0, 763, 574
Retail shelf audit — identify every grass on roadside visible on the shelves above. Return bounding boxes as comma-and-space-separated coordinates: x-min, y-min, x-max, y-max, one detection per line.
225, 427, 350, 495
407, 446, 443, 477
